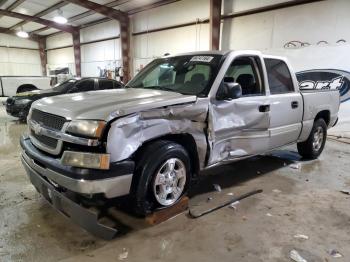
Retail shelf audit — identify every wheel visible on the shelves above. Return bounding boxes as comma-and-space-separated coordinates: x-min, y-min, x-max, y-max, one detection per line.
297, 118, 327, 159
131, 140, 191, 216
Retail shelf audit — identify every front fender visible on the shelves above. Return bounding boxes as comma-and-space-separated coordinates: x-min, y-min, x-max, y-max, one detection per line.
106, 101, 209, 167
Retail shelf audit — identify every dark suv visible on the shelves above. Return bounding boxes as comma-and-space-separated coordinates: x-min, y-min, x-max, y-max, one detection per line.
6, 77, 123, 121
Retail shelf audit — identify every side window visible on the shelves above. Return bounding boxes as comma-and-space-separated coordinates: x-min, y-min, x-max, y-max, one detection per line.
264, 58, 294, 94
223, 56, 263, 96
98, 79, 114, 90
73, 79, 95, 92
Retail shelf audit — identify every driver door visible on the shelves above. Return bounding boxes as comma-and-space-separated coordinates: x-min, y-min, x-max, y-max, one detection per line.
208, 55, 271, 165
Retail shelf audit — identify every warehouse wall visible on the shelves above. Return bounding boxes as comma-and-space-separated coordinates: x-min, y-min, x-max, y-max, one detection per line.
46, 32, 75, 75
131, 0, 210, 75
44, 0, 350, 78
221, 0, 350, 50
0, 33, 41, 76
80, 20, 121, 77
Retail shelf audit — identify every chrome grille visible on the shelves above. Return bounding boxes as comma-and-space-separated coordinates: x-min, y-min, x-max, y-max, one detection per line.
29, 109, 67, 155
31, 131, 58, 149
31, 109, 66, 131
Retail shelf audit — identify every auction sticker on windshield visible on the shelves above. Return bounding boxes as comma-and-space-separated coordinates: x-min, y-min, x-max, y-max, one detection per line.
190, 56, 214, 63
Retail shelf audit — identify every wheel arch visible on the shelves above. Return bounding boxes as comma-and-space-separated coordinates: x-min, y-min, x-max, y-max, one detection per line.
314, 110, 330, 126
133, 133, 200, 179
16, 84, 38, 93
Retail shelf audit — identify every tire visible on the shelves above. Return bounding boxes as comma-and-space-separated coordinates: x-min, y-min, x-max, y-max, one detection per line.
131, 140, 191, 216
297, 118, 327, 159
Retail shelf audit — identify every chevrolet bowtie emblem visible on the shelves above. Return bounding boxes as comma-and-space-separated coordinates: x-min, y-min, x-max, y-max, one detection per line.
32, 122, 42, 135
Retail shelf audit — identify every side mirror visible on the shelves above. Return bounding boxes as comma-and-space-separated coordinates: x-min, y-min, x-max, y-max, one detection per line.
223, 82, 242, 100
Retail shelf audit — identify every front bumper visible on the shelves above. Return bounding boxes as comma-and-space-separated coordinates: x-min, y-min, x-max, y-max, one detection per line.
22, 157, 118, 239
20, 136, 135, 198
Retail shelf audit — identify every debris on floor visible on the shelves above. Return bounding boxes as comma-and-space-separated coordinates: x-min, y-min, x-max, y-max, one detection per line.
290, 249, 307, 262
189, 189, 262, 218
289, 163, 301, 170
118, 248, 129, 260
207, 197, 213, 202
266, 213, 273, 217
228, 201, 239, 210
272, 189, 282, 193
294, 234, 309, 240
227, 192, 234, 196
329, 249, 343, 258
340, 189, 350, 195
213, 184, 222, 192
256, 171, 261, 175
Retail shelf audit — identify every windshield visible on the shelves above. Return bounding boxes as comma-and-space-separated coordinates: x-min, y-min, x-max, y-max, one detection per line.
127, 55, 223, 96
52, 79, 77, 92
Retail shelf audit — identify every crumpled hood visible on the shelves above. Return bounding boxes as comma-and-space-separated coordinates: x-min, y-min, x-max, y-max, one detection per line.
31, 88, 197, 121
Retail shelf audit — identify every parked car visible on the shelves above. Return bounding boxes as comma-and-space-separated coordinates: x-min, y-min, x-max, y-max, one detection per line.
20, 50, 339, 237
6, 77, 123, 121
0, 76, 51, 97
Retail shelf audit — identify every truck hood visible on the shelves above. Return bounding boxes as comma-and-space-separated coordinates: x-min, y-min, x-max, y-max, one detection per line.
31, 88, 197, 121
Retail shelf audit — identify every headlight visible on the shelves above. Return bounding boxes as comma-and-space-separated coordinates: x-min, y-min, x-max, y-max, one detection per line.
66, 120, 106, 138
15, 99, 31, 105
61, 151, 110, 170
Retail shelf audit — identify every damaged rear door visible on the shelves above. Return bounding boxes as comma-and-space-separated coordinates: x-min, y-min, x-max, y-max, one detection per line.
208, 54, 270, 165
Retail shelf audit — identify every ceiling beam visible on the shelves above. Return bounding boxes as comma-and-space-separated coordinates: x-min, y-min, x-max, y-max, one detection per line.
0, 0, 9, 8
9, 1, 69, 30
128, 0, 180, 15
68, 0, 130, 23
5, 0, 25, 10
0, 0, 25, 19
0, 26, 39, 41
64, 0, 128, 22
0, 9, 77, 33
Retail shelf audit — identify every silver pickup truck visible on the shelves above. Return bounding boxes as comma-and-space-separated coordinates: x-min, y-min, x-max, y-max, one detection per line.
20, 50, 339, 233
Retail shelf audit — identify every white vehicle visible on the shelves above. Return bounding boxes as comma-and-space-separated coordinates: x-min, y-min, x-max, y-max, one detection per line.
0, 76, 51, 97
20, 50, 340, 238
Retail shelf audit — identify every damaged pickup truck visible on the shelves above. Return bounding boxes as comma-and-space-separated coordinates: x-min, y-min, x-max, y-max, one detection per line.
20, 50, 339, 235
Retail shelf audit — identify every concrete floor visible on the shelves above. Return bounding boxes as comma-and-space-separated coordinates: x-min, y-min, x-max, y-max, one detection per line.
1, 103, 350, 262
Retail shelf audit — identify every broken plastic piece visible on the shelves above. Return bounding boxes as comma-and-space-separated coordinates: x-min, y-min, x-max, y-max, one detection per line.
229, 201, 240, 210
272, 189, 282, 193
290, 163, 301, 169
266, 213, 273, 217
330, 249, 343, 258
340, 189, 350, 195
213, 184, 222, 192
118, 248, 128, 260
290, 249, 307, 262
294, 234, 309, 240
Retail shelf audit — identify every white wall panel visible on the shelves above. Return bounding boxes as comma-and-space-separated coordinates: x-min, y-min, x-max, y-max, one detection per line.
222, 0, 293, 13
80, 20, 120, 42
46, 33, 73, 49
47, 47, 75, 75
221, 0, 350, 50
132, 0, 209, 33
81, 38, 121, 77
0, 33, 38, 49
133, 23, 209, 75
0, 47, 41, 76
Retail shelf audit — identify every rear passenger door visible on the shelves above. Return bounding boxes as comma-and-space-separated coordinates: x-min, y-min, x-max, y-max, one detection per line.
265, 58, 303, 149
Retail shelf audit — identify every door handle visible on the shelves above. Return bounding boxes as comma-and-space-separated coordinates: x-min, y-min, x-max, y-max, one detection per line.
259, 104, 270, 112
291, 101, 299, 109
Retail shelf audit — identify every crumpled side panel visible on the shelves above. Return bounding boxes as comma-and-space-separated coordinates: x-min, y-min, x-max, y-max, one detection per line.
106, 101, 209, 168
207, 99, 270, 165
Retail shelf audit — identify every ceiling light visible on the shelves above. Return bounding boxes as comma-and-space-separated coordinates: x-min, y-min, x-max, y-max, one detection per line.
53, 9, 67, 24
16, 28, 29, 38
